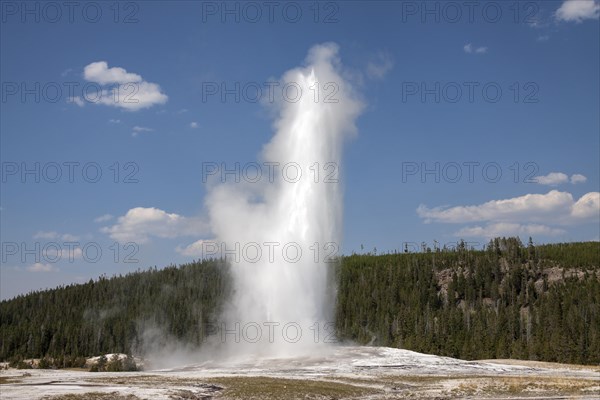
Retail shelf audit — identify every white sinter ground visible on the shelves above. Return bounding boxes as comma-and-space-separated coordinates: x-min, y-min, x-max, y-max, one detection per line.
2, 346, 599, 399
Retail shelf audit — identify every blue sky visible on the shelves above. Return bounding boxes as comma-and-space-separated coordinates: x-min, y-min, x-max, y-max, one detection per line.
1, 0, 599, 299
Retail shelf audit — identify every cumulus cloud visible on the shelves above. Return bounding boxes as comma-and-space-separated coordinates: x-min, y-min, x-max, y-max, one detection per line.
33, 231, 60, 240
190, 121, 199, 129
131, 126, 153, 137
570, 174, 587, 184
101, 207, 207, 244
571, 192, 600, 219
43, 246, 83, 262
94, 214, 114, 223
555, 0, 600, 22
30, 231, 83, 261
464, 43, 487, 54
27, 263, 58, 273
535, 172, 569, 186
528, 15, 549, 29
366, 52, 394, 80
33, 231, 79, 241
84, 61, 142, 85
176, 239, 216, 257
455, 223, 566, 239
61, 233, 79, 242
417, 190, 600, 225
81, 61, 168, 111
67, 96, 85, 107
534, 172, 588, 185
98, 82, 168, 111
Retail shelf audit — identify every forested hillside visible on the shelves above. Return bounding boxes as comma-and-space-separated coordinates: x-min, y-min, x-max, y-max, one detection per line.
0, 259, 231, 366
336, 238, 600, 364
1, 238, 599, 365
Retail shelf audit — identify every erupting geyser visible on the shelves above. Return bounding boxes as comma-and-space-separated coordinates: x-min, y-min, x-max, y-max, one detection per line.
206, 43, 363, 357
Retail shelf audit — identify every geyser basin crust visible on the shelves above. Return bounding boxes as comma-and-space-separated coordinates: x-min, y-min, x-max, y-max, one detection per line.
2, 346, 598, 399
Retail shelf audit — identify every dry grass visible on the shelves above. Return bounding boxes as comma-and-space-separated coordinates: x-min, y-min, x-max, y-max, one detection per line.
207, 376, 379, 399
7, 363, 599, 400
0, 376, 21, 384
321, 373, 600, 399
449, 376, 599, 397
86, 372, 600, 399
89, 374, 205, 386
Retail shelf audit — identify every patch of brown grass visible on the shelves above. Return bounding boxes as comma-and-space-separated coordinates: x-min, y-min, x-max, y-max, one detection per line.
449, 376, 599, 397
0, 376, 21, 384
208, 376, 379, 399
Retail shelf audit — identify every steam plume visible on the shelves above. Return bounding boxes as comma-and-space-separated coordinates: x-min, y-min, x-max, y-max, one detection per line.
206, 43, 363, 358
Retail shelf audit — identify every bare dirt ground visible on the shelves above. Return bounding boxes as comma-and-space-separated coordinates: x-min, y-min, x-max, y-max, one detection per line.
1, 346, 598, 399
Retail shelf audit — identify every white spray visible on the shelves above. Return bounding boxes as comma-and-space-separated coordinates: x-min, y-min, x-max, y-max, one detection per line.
206, 43, 363, 358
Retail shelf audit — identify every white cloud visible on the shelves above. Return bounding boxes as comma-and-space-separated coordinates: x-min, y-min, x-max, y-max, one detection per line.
176, 239, 216, 257
190, 121, 199, 129
98, 82, 168, 111
534, 172, 588, 185
108, 119, 121, 124
537, 35, 550, 42
366, 52, 394, 80
94, 214, 114, 223
528, 17, 547, 29
42, 246, 83, 261
84, 61, 142, 85
82, 61, 168, 111
417, 190, 600, 225
535, 172, 569, 186
555, 0, 600, 22
67, 96, 85, 107
33, 231, 79, 241
571, 192, 600, 219
464, 43, 488, 54
27, 263, 58, 273
33, 231, 60, 239
455, 223, 565, 239
61, 233, 79, 242
570, 174, 587, 184
101, 207, 207, 244
177, 108, 189, 114
132, 126, 152, 132
31, 232, 83, 260
131, 126, 153, 137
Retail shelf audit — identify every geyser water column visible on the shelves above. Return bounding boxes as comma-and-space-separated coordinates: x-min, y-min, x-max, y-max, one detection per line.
207, 43, 363, 357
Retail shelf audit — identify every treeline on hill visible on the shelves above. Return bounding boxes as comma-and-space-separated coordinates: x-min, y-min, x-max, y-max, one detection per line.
0, 238, 599, 366
336, 238, 600, 365
0, 259, 231, 368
